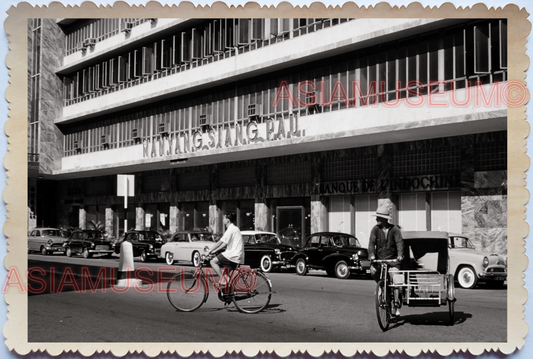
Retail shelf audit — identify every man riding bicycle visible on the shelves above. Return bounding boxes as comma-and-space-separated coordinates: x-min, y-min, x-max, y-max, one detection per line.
205, 211, 244, 289
368, 203, 404, 316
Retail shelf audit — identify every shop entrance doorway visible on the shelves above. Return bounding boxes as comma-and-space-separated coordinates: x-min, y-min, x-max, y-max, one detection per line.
276, 206, 305, 248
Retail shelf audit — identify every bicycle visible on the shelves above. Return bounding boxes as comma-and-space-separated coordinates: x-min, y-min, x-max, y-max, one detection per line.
373, 259, 400, 331
167, 253, 272, 314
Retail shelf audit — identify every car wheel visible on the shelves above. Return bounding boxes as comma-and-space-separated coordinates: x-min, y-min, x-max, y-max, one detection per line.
295, 258, 308, 276
82, 247, 91, 259
457, 266, 478, 289
260, 255, 273, 273
165, 252, 174, 266
40, 246, 48, 256
66, 247, 72, 257
192, 251, 201, 267
334, 261, 350, 279
140, 250, 147, 262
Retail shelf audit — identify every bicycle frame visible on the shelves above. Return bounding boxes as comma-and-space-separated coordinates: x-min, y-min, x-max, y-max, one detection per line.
167, 254, 273, 314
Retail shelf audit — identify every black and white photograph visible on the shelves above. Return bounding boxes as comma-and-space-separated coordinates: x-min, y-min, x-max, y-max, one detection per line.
1, 1, 531, 358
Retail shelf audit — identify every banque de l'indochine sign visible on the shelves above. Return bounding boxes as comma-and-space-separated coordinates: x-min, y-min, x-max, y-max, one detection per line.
142, 115, 303, 158
322, 174, 461, 195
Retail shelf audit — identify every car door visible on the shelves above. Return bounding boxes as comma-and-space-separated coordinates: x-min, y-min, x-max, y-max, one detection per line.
28, 230, 40, 251
71, 232, 84, 253
173, 233, 189, 261
243, 234, 260, 266
302, 235, 322, 266
319, 235, 336, 262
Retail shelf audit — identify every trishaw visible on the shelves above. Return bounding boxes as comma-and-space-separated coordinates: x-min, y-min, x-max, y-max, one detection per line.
374, 231, 456, 331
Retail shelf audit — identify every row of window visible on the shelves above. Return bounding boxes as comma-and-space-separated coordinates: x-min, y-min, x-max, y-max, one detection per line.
63, 18, 350, 104
62, 19, 507, 157
64, 18, 151, 55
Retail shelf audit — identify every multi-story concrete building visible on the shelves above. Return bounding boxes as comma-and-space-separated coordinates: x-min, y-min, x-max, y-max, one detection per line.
28, 17, 507, 251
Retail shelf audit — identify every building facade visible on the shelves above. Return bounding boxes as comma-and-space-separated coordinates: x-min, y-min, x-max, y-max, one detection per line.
28, 17, 507, 251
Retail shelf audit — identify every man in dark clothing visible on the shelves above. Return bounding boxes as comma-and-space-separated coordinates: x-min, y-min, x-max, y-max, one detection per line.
368, 203, 404, 316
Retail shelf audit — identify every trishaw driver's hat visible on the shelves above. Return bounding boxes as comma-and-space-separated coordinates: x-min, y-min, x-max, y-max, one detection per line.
373, 203, 393, 223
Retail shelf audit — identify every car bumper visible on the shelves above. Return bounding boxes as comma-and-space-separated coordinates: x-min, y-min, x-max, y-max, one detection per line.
479, 269, 507, 281
275, 252, 298, 267
89, 248, 114, 254
348, 263, 368, 273
46, 245, 65, 253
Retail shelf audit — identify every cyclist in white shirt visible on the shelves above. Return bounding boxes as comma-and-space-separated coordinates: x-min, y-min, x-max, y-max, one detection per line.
205, 212, 244, 288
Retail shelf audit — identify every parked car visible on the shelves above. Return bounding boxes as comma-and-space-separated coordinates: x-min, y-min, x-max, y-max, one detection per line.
291, 232, 370, 279
28, 227, 66, 255
114, 230, 165, 262
63, 229, 114, 258
448, 233, 507, 289
161, 230, 217, 267
241, 230, 298, 273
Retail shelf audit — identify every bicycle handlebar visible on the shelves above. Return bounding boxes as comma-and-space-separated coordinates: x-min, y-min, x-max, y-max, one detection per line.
371, 259, 400, 264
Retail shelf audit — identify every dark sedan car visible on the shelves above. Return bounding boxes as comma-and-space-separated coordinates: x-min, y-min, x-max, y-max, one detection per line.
63, 230, 114, 258
241, 230, 298, 273
291, 232, 370, 279
114, 230, 165, 262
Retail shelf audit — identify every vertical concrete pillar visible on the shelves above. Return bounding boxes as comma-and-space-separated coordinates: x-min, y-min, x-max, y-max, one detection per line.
311, 195, 328, 234
135, 206, 145, 231
169, 205, 179, 233
105, 207, 114, 237
209, 204, 221, 236
79, 207, 87, 230
254, 202, 270, 232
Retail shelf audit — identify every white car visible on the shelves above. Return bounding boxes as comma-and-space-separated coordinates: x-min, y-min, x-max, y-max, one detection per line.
161, 230, 217, 267
28, 227, 66, 255
448, 233, 507, 289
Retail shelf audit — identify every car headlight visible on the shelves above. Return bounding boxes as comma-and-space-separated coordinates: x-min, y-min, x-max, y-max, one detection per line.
483, 256, 489, 268
47, 239, 53, 246
275, 249, 281, 255
149, 244, 154, 249
352, 254, 359, 261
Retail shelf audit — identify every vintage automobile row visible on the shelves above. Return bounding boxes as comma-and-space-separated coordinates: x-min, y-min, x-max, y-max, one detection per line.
27, 227, 507, 289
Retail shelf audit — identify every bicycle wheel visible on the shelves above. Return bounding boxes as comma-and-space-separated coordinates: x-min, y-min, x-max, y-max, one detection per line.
231, 269, 272, 314
167, 270, 207, 312
375, 280, 391, 331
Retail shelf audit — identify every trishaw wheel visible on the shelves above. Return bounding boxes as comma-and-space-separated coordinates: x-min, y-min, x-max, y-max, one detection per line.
448, 299, 455, 325
375, 280, 390, 331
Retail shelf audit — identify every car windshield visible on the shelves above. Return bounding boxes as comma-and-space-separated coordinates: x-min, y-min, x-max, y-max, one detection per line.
191, 233, 214, 242
42, 230, 61, 237
259, 235, 280, 244
81, 232, 103, 241
331, 235, 360, 247
140, 232, 162, 242
450, 236, 476, 249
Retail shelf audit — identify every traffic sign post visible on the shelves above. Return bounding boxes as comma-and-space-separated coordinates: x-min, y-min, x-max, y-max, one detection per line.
117, 174, 135, 232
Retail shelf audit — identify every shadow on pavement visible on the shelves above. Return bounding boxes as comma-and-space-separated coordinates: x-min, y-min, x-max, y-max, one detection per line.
389, 311, 472, 329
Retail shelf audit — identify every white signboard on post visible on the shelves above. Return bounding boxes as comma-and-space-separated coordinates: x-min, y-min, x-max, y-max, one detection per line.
117, 174, 135, 197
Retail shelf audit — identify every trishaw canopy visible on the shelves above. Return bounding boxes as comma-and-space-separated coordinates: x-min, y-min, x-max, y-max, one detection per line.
401, 231, 449, 274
